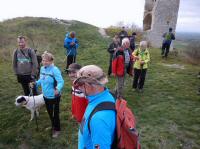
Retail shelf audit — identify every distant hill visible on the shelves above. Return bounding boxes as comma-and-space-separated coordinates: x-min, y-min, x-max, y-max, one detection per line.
174, 32, 200, 64
0, 17, 109, 63
176, 32, 200, 42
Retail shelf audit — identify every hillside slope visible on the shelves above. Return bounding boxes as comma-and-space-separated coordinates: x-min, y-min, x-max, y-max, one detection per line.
0, 17, 200, 149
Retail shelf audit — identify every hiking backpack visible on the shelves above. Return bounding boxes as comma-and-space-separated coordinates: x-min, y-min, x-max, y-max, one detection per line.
88, 98, 141, 149
165, 32, 172, 41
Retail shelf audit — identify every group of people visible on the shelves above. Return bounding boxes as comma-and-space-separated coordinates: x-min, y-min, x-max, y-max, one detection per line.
12, 26, 176, 148
108, 28, 150, 98
12, 34, 116, 148
13, 36, 64, 138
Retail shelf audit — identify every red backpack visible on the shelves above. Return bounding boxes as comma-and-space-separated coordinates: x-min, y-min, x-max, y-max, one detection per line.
88, 98, 141, 149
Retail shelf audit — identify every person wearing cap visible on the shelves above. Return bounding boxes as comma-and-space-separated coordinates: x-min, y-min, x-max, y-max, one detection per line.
107, 35, 120, 76
132, 41, 150, 92
112, 38, 133, 98
66, 63, 88, 123
118, 26, 128, 44
64, 31, 79, 70
33, 51, 64, 138
161, 27, 175, 58
73, 65, 116, 149
12, 36, 38, 96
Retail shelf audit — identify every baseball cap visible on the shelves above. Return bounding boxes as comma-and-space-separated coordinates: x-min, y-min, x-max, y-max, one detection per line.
74, 65, 108, 86
66, 63, 82, 73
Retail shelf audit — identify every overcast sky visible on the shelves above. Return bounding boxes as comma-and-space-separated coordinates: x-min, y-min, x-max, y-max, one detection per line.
0, 0, 199, 32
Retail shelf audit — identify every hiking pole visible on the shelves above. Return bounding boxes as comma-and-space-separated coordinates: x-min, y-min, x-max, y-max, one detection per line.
63, 50, 72, 63
29, 84, 39, 131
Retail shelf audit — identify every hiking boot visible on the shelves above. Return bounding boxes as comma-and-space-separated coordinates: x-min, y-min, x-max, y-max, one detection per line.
52, 131, 60, 138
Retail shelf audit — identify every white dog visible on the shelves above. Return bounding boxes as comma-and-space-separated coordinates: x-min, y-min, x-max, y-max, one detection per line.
15, 94, 45, 121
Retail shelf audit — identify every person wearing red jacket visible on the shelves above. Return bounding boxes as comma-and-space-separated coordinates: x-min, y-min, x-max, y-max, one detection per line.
112, 38, 133, 98
66, 63, 88, 123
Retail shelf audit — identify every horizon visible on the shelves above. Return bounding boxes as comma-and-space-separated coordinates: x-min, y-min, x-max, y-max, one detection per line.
0, 0, 200, 33
1, 16, 200, 34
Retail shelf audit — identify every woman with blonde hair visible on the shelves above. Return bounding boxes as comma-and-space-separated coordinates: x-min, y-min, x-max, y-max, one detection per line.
34, 51, 64, 138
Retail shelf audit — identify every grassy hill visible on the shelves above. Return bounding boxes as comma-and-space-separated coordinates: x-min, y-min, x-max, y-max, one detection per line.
0, 17, 200, 149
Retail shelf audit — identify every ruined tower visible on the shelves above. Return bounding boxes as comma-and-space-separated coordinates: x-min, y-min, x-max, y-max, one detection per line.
143, 0, 180, 48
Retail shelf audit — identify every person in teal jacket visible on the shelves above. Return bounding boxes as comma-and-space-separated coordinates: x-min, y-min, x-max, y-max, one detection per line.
35, 51, 64, 138
73, 65, 116, 149
64, 31, 79, 70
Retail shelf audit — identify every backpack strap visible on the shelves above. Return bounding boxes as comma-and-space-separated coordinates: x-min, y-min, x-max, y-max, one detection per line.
88, 102, 115, 134
28, 48, 32, 60
41, 72, 57, 88
17, 48, 31, 60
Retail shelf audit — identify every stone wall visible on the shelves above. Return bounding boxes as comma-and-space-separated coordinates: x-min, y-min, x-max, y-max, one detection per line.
143, 0, 180, 48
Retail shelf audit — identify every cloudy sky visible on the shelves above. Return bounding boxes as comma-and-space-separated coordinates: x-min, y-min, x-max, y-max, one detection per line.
0, 0, 199, 32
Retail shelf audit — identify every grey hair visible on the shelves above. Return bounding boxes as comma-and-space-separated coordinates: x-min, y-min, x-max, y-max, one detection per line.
140, 41, 148, 48
122, 38, 130, 46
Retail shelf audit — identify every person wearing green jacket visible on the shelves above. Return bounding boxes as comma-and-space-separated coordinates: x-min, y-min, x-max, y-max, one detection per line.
132, 41, 150, 92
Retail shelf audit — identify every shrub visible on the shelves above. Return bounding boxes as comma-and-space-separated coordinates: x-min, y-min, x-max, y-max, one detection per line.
184, 41, 200, 64
105, 24, 143, 43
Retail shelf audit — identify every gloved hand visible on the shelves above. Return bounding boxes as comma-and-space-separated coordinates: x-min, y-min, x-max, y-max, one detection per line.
29, 82, 36, 89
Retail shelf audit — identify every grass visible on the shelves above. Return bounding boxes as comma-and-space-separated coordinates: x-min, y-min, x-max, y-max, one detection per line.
0, 17, 200, 149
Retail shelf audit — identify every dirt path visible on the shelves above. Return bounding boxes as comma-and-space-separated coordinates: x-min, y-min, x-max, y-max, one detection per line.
98, 28, 109, 38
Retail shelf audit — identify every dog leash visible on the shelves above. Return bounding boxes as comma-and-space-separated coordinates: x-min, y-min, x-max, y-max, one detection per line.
29, 86, 39, 131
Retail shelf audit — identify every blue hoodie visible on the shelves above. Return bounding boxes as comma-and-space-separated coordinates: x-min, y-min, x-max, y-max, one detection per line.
64, 33, 79, 56
78, 88, 116, 149
36, 64, 64, 99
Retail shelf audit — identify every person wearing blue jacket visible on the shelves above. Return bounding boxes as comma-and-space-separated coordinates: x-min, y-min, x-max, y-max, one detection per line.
73, 65, 116, 149
35, 51, 64, 138
64, 31, 79, 70
161, 27, 175, 58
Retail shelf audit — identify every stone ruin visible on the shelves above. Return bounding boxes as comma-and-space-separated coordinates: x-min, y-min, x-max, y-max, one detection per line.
143, 0, 180, 48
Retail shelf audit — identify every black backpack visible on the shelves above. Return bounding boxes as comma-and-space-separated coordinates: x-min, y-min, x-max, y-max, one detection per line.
28, 49, 42, 78
28, 49, 42, 65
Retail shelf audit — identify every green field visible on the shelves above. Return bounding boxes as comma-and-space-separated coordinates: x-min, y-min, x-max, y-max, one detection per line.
0, 17, 200, 149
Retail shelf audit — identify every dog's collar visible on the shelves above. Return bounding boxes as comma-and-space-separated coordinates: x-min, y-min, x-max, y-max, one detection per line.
23, 97, 29, 105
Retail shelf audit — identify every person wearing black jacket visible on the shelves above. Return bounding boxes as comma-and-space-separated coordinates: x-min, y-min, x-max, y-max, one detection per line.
130, 32, 137, 52
107, 35, 120, 76
118, 26, 128, 44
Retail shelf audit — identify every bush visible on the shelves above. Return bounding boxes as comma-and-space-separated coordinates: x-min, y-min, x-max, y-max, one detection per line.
105, 25, 143, 43
184, 41, 200, 64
